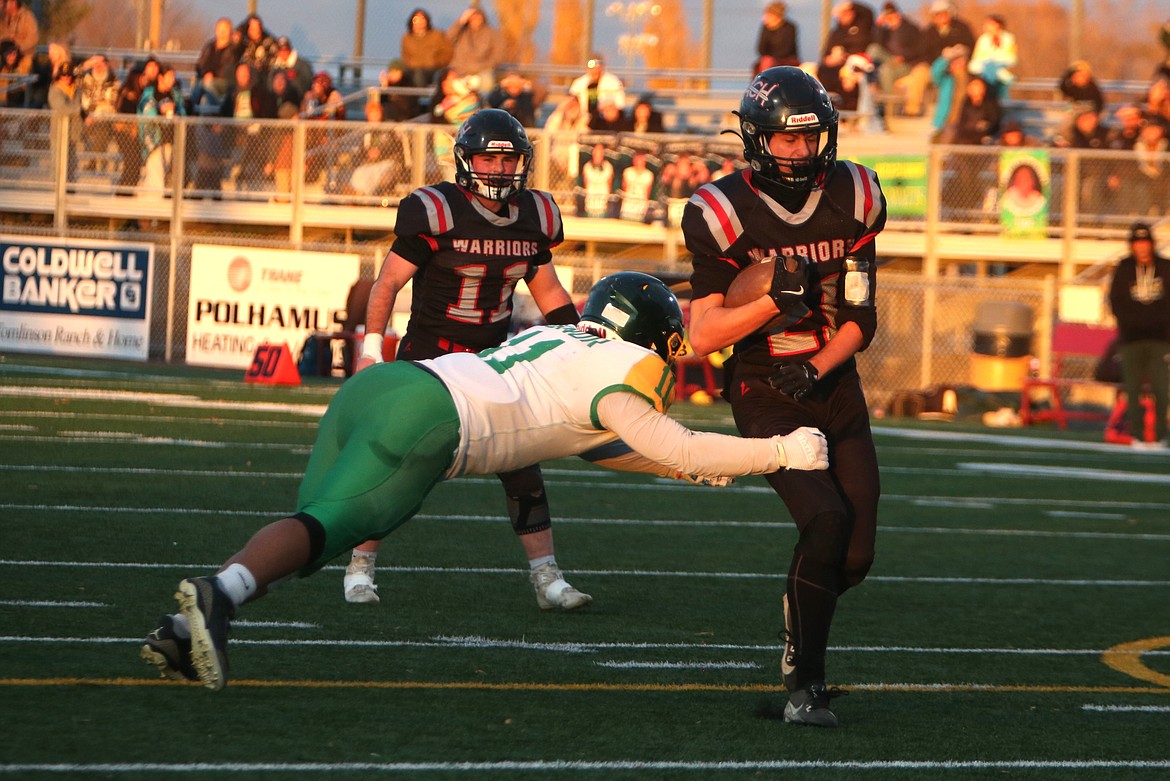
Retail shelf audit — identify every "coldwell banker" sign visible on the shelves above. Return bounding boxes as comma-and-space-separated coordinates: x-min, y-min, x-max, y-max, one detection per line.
0, 235, 154, 361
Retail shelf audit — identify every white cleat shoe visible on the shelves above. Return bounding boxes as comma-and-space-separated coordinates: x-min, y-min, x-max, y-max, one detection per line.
344, 555, 380, 604
530, 562, 592, 611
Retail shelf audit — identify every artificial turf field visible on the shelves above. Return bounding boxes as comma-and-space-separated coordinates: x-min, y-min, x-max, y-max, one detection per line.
1, 353, 1168, 780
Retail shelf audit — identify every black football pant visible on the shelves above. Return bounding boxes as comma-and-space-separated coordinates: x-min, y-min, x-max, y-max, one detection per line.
730, 365, 879, 690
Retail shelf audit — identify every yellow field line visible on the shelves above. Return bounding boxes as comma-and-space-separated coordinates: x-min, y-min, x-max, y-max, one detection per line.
1102, 636, 1170, 688
3, 677, 1169, 694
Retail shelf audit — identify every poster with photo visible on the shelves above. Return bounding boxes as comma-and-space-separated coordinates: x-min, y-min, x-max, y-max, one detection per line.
999, 150, 1049, 238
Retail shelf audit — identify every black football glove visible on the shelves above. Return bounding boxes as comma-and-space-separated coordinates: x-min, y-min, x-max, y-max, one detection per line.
768, 255, 812, 323
768, 362, 819, 400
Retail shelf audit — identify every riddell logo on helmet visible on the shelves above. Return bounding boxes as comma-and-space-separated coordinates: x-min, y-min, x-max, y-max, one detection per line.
487, 140, 514, 150
786, 112, 819, 127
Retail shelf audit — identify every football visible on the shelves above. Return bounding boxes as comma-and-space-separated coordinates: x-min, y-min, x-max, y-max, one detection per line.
724, 256, 810, 332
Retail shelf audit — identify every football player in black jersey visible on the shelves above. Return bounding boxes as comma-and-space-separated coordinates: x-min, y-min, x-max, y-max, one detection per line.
345, 109, 590, 611
682, 66, 887, 727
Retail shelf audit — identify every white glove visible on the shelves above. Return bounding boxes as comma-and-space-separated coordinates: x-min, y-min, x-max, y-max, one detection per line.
675, 472, 735, 487
774, 426, 829, 471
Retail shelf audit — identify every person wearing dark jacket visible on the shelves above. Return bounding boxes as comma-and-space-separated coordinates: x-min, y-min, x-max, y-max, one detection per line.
756, 2, 800, 70
1108, 222, 1170, 448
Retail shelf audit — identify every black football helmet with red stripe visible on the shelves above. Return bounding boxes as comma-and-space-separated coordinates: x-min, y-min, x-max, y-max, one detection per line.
732, 66, 838, 193
453, 109, 533, 202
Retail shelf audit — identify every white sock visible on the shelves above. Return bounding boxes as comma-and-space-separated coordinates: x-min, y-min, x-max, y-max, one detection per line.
529, 555, 556, 570
215, 563, 258, 608
170, 612, 190, 639
352, 550, 377, 562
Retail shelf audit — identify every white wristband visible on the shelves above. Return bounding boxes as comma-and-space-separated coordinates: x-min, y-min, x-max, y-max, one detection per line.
360, 332, 384, 363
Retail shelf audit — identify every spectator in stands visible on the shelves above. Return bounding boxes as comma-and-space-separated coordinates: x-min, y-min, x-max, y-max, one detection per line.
268, 69, 303, 118
112, 61, 154, 193
869, 2, 928, 117
302, 70, 345, 120
569, 54, 626, 122
1132, 121, 1167, 215
29, 42, 75, 110
1053, 108, 1111, 218
998, 118, 1037, 147
192, 17, 239, 113
619, 150, 657, 222
138, 65, 186, 193
948, 75, 1000, 145
628, 94, 665, 134
823, 1, 875, 58
818, 46, 863, 112
77, 54, 120, 170
1053, 106, 1108, 149
378, 59, 419, 120
580, 142, 615, 217
221, 62, 274, 120
47, 64, 81, 180
486, 70, 537, 127
1107, 222, 1170, 449
543, 95, 588, 182
269, 36, 314, 99
221, 62, 277, 192
235, 14, 277, 79
590, 98, 627, 132
400, 8, 451, 90
0, 39, 26, 106
929, 44, 970, 140
345, 95, 405, 197
755, 2, 799, 71
77, 54, 119, 118
447, 5, 501, 94
1155, 18, 1170, 85
1108, 105, 1146, 150
429, 66, 478, 125
1058, 61, 1105, 116
1144, 77, 1170, 130
0, 0, 37, 75
920, 0, 975, 69
968, 14, 1016, 98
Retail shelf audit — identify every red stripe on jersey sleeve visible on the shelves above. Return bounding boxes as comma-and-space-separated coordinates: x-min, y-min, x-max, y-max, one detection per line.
850, 231, 878, 252
419, 188, 449, 233
423, 235, 439, 251
697, 187, 738, 249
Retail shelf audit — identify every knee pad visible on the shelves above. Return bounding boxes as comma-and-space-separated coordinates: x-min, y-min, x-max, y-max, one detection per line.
499, 466, 551, 535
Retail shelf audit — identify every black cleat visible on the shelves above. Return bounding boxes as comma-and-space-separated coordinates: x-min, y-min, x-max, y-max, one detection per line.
175, 576, 234, 691
783, 682, 846, 728
140, 615, 198, 682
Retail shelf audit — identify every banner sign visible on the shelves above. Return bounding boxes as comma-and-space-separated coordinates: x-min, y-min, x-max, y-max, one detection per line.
186, 244, 360, 369
854, 155, 928, 218
0, 235, 153, 360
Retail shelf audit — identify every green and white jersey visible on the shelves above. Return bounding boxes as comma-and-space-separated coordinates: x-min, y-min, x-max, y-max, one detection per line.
422, 325, 674, 477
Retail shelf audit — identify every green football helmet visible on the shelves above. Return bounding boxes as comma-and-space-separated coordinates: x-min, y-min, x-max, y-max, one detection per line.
580, 272, 686, 363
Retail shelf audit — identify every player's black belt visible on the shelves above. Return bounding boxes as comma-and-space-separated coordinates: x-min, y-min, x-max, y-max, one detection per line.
435, 337, 477, 354
399, 333, 480, 360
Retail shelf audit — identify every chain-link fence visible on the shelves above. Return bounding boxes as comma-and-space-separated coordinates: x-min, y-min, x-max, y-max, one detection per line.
4, 109, 1155, 404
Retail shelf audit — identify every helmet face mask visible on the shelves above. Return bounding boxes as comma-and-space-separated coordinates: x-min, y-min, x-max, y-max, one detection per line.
735, 66, 839, 193
454, 109, 533, 202
580, 272, 686, 363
